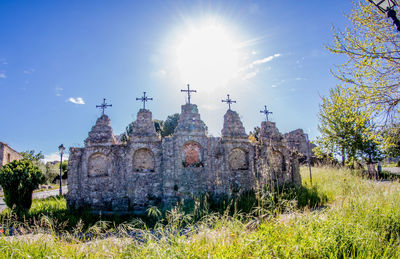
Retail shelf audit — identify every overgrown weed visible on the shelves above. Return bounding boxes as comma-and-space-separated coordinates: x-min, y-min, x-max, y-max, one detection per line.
1, 166, 400, 257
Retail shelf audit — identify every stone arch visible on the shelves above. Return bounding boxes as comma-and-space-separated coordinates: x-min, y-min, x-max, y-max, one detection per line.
228, 148, 249, 170
182, 141, 202, 167
133, 148, 155, 172
88, 153, 109, 177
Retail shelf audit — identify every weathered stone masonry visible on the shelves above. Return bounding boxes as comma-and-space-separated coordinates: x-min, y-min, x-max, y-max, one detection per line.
0, 142, 22, 167
67, 103, 301, 213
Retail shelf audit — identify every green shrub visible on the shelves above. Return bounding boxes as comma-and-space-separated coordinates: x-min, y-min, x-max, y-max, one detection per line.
0, 159, 45, 214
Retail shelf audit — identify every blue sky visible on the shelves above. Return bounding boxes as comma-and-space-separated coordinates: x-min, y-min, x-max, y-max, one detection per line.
0, 0, 354, 161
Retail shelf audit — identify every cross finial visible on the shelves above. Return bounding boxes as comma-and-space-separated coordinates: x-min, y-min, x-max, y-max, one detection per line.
96, 98, 112, 116
136, 91, 153, 110
181, 84, 197, 104
221, 94, 236, 110
260, 105, 273, 121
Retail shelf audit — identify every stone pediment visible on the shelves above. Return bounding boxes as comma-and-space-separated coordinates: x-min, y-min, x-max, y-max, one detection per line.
221, 110, 248, 139
129, 109, 159, 141
259, 121, 284, 144
85, 115, 116, 146
174, 104, 207, 136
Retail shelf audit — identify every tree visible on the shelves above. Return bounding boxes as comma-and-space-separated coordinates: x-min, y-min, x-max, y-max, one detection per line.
154, 119, 164, 135
60, 160, 68, 179
44, 162, 59, 183
121, 113, 180, 140
0, 159, 45, 214
312, 145, 338, 166
327, 0, 400, 119
382, 123, 400, 158
20, 150, 44, 162
317, 85, 378, 166
20, 149, 46, 180
161, 113, 179, 137
249, 126, 260, 144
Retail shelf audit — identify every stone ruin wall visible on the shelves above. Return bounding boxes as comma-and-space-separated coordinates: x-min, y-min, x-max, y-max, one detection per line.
284, 129, 316, 164
67, 104, 301, 213
0, 142, 22, 167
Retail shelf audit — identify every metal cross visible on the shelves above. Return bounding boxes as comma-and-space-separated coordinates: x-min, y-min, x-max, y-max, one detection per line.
260, 105, 273, 121
222, 94, 236, 110
181, 84, 197, 104
96, 98, 112, 116
136, 91, 153, 109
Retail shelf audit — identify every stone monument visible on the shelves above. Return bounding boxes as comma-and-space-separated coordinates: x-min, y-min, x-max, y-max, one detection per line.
67, 89, 301, 213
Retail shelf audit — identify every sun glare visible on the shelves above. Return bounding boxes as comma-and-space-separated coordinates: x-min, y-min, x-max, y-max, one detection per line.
175, 21, 240, 92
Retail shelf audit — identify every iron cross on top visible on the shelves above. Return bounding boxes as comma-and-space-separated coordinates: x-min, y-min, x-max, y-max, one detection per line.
96, 98, 112, 116
136, 91, 153, 109
260, 105, 273, 121
181, 84, 197, 104
222, 94, 236, 110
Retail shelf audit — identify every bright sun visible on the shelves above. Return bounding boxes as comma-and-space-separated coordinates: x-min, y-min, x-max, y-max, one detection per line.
175, 20, 240, 92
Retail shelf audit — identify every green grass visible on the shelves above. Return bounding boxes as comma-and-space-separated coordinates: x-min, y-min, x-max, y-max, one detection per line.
1, 166, 400, 258
383, 162, 400, 168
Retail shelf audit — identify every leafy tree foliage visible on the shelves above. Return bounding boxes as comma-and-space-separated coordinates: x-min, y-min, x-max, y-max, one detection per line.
161, 113, 179, 137
20, 150, 44, 162
0, 159, 45, 213
382, 123, 400, 158
317, 85, 379, 166
121, 113, 180, 141
249, 126, 260, 144
327, 0, 400, 118
44, 162, 59, 183
60, 160, 68, 179
153, 119, 164, 135
312, 146, 338, 166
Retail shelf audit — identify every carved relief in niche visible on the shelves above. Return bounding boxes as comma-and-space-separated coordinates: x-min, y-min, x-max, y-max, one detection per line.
270, 151, 285, 172
88, 153, 109, 177
182, 142, 202, 167
228, 148, 249, 170
133, 148, 155, 172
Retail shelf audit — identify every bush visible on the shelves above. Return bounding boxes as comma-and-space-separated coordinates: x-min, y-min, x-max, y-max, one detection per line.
44, 162, 59, 183
0, 159, 45, 214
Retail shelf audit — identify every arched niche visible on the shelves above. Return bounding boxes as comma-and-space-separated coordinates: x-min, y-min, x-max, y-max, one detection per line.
88, 153, 109, 177
228, 148, 249, 170
270, 151, 285, 172
133, 148, 155, 172
182, 141, 202, 167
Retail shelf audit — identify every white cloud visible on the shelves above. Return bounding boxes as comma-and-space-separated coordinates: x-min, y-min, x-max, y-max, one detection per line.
23, 68, 35, 75
152, 69, 167, 77
0, 72, 6, 79
243, 71, 258, 80
240, 53, 282, 72
0, 58, 7, 65
42, 152, 69, 163
239, 53, 281, 80
295, 77, 306, 81
67, 97, 85, 105
271, 84, 277, 88
251, 53, 281, 66
55, 87, 63, 96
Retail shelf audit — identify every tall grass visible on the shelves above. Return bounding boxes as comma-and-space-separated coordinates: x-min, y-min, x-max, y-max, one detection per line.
1, 166, 400, 258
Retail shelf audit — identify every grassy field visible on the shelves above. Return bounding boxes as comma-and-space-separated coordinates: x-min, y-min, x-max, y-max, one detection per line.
1, 166, 400, 258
